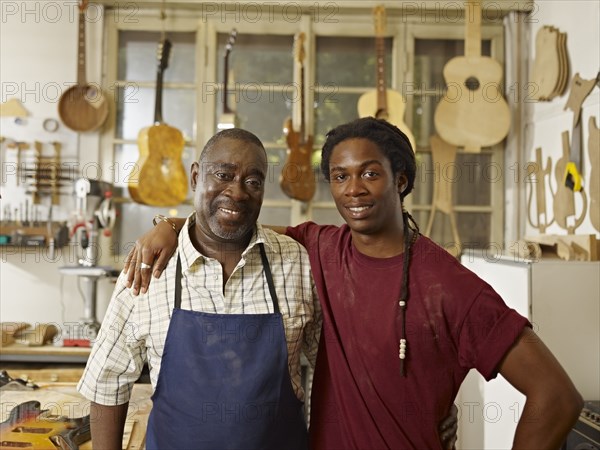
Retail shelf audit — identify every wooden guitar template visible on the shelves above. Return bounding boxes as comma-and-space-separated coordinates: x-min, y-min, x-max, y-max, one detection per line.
128, 37, 188, 206
526, 147, 554, 233
280, 32, 316, 202
425, 135, 461, 257
357, 5, 416, 150
0, 400, 90, 450
216, 29, 238, 131
589, 116, 600, 232
530, 26, 569, 101
433, 0, 510, 153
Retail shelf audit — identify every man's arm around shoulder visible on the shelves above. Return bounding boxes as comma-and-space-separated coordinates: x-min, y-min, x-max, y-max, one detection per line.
499, 327, 583, 449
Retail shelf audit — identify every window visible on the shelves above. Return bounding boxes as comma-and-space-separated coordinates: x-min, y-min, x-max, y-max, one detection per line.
102, 6, 506, 255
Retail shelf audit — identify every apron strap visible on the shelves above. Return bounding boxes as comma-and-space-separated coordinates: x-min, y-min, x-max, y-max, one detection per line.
174, 244, 280, 314
259, 243, 280, 315
175, 254, 183, 309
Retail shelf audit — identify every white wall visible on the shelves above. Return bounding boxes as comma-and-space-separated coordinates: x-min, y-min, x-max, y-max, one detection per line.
523, 0, 600, 237
0, 2, 116, 331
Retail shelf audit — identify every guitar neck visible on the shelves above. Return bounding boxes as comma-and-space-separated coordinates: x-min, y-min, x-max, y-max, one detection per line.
375, 36, 387, 112
465, 0, 482, 58
223, 52, 233, 114
77, 8, 86, 84
299, 64, 306, 144
154, 64, 164, 124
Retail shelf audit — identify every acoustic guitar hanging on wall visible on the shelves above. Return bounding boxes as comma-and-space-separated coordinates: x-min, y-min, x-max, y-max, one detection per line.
280, 32, 316, 202
128, 38, 188, 206
357, 5, 416, 151
434, 0, 510, 153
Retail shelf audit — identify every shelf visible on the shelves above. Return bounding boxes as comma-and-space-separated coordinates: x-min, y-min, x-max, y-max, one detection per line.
0, 343, 90, 364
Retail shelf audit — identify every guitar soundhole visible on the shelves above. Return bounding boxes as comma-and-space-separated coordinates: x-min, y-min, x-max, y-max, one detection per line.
465, 77, 480, 91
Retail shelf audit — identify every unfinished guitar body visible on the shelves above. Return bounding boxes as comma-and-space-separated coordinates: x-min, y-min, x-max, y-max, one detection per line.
0, 400, 90, 450
434, 55, 510, 152
129, 123, 188, 206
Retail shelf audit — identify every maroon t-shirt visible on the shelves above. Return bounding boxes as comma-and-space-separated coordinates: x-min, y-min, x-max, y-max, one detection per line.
286, 222, 530, 450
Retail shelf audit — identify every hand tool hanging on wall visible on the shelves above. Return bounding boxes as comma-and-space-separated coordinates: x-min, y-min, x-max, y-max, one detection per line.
563, 71, 599, 191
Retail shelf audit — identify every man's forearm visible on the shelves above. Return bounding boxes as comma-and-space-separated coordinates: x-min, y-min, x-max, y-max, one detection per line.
512, 395, 581, 449
90, 402, 129, 450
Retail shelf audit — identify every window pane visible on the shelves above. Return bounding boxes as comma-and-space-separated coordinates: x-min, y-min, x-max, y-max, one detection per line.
116, 87, 196, 141
314, 92, 362, 145
118, 31, 196, 83
114, 202, 194, 255
316, 36, 391, 88
216, 33, 293, 85
265, 148, 295, 201
457, 212, 491, 248
215, 86, 292, 144
455, 153, 492, 205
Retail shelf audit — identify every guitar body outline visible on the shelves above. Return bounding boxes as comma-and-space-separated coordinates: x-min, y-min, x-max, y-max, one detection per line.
434, 55, 511, 152
130, 123, 187, 206
357, 89, 416, 150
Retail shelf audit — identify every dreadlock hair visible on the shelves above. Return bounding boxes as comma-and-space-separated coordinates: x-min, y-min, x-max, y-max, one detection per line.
321, 117, 420, 376
320, 117, 417, 200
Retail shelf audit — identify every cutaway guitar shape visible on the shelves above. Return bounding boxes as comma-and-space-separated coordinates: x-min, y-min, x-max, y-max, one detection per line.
128, 39, 188, 206
280, 32, 316, 202
434, 0, 510, 153
357, 5, 416, 151
0, 400, 91, 450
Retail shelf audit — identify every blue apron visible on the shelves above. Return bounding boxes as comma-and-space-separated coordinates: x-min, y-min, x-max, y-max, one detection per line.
146, 243, 308, 450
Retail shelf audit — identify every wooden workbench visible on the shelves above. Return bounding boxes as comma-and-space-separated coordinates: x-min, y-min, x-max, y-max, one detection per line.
0, 381, 152, 449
